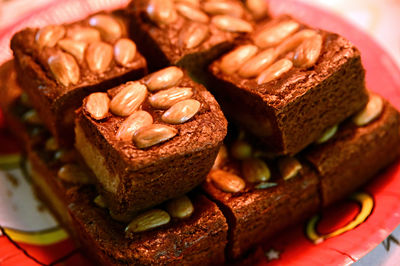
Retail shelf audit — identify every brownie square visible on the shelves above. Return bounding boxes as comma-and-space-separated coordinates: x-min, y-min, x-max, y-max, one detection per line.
24, 138, 228, 265
202, 140, 320, 259
202, 94, 400, 258
11, 10, 147, 147
302, 94, 400, 206
67, 187, 227, 265
75, 67, 227, 216
127, 0, 259, 73
207, 15, 368, 155
6, 88, 228, 265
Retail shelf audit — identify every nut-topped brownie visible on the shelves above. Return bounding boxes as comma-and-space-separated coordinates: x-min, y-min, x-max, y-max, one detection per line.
68, 188, 228, 265
202, 93, 400, 259
202, 136, 320, 259
11, 10, 147, 147
75, 66, 227, 216
302, 93, 400, 206
1, 68, 228, 265
207, 15, 368, 155
127, 0, 268, 72
24, 134, 228, 265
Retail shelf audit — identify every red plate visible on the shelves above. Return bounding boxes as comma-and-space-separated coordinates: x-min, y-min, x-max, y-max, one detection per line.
0, 0, 400, 265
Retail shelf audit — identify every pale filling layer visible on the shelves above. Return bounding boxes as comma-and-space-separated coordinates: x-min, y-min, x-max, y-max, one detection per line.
75, 123, 120, 194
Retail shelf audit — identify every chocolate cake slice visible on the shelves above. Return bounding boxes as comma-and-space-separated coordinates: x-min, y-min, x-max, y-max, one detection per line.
202, 145, 320, 259
0, 72, 228, 265
75, 66, 227, 216
302, 93, 400, 206
207, 15, 368, 155
67, 187, 227, 265
26, 139, 228, 266
11, 10, 147, 147
202, 93, 400, 259
126, 0, 267, 73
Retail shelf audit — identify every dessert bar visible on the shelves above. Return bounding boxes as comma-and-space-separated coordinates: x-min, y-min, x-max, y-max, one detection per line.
243, 0, 270, 21
11, 10, 147, 147
302, 93, 400, 206
27, 143, 228, 266
67, 187, 227, 265
207, 15, 368, 155
75, 66, 227, 216
127, 0, 268, 72
0, 81, 228, 265
203, 144, 320, 259
202, 93, 400, 259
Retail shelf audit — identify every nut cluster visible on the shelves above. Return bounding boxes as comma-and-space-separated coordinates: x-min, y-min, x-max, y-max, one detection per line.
35, 132, 93, 184
209, 96, 385, 194
146, 0, 255, 50
124, 195, 194, 236
209, 151, 273, 193
219, 19, 323, 84
17, 92, 92, 185
85, 66, 201, 149
36, 14, 138, 87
